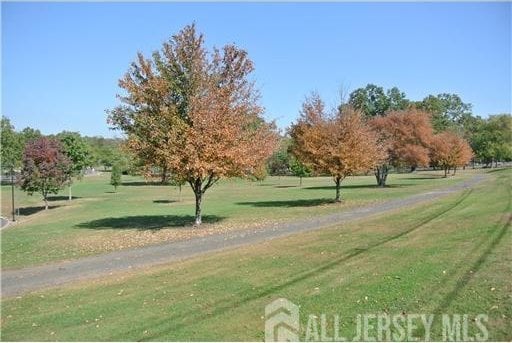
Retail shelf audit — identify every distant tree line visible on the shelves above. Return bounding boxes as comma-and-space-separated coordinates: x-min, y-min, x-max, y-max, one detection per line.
266, 84, 511, 181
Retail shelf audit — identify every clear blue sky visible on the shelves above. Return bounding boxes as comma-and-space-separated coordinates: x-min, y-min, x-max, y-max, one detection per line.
2, 2, 511, 137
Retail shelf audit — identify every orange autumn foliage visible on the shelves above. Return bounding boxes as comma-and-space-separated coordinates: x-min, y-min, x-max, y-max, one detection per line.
370, 108, 433, 169
430, 131, 474, 177
290, 93, 385, 201
108, 24, 278, 224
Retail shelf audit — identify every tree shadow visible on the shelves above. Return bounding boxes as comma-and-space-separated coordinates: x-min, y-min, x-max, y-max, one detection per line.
401, 176, 442, 180
47, 195, 82, 201
274, 185, 297, 188
121, 181, 165, 187
18, 205, 60, 216
76, 214, 224, 231
486, 167, 510, 174
305, 184, 403, 190
153, 200, 176, 204
237, 198, 334, 208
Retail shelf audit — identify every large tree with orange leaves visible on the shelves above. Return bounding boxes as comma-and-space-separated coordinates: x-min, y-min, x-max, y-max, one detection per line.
108, 24, 277, 225
370, 109, 433, 186
290, 94, 385, 202
430, 132, 473, 177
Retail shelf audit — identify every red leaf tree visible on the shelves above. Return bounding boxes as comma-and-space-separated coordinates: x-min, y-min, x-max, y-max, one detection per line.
19, 137, 71, 210
369, 109, 434, 186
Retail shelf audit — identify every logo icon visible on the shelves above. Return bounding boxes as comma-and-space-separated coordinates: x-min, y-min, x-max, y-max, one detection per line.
265, 298, 300, 342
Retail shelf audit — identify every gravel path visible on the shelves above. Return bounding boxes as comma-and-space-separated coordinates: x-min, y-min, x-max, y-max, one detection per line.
1, 175, 486, 297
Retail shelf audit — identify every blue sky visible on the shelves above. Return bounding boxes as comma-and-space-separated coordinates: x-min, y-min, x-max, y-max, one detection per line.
2, 2, 511, 137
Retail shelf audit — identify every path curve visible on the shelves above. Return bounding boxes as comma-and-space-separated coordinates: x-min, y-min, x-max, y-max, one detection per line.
0, 217, 9, 230
1, 175, 486, 297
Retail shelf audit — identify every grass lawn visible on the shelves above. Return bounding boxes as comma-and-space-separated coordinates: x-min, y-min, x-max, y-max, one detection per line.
1, 169, 478, 269
1, 169, 510, 341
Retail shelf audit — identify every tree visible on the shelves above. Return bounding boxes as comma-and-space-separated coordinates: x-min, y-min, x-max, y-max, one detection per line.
430, 132, 473, 177
1, 116, 23, 170
290, 93, 385, 202
19, 137, 71, 210
57, 131, 91, 200
348, 84, 409, 117
108, 24, 278, 225
289, 157, 310, 187
251, 163, 268, 182
19, 127, 43, 145
369, 109, 433, 186
267, 138, 292, 176
110, 163, 122, 192
471, 114, 512, 167
417, 93, 472, 133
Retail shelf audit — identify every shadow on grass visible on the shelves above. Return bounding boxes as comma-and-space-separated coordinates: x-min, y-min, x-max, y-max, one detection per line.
76, 214, 224, 231
47, 195, 82, 201
274, 185, 297, 188
237, 198, 334, 208
401, 176, 442, 180
140, 190, 473, 340
153, 200, 176, 204
121, 181, 166, 187
305, 184, 403, 190
18, 205, 60, 216
486, 167, 511, 174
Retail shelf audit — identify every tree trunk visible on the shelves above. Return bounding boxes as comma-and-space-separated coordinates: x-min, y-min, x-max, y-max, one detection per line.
444, 167, 448, 177
44, 197, 49, 210
299, 176, 302, 187
334, 176, 342, 202
68, 184, 72, 201
453, 167, 457, 175
375, 165, 388, 187
194, 190, 202, 225
178, 184, 182, 202
161, 166, 168, 184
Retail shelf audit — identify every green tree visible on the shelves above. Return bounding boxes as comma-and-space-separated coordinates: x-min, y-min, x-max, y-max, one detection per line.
289, 157, 310, 187
19, 127, 43, 145
0, 116, 23, 170
57, 131, 92, 200
348, 84, 409, 117
110, 163, 122, 192
471, 114, 512, 166
267, 137, 292, 176
417, 93, 472, 133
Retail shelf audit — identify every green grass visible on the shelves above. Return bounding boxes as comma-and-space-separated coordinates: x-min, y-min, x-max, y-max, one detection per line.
1, 170, 476, 269
1, 169, 510, 341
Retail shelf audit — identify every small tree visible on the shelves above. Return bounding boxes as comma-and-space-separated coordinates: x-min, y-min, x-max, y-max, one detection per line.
290, 93, 385, 202
251, 164, 268, 183
289, 157, 310, 187
19, 137, 71, 210
430, 132, 473, 177
110, 163, 122, 192
57, 132, 91, 200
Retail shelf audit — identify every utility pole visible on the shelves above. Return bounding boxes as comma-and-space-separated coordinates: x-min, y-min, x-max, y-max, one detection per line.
11, 167, 16, 222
